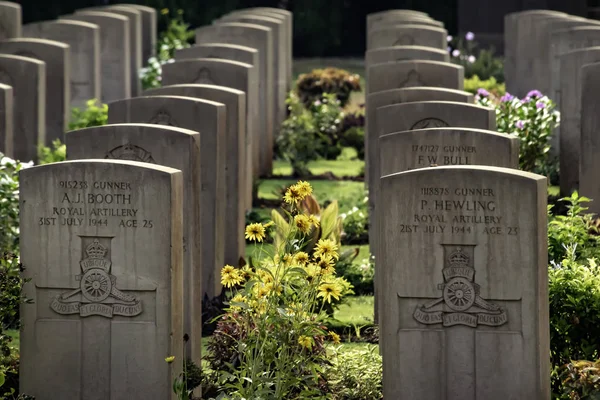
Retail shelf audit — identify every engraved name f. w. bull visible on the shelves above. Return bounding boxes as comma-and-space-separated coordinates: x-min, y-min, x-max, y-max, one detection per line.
411, 246, 508, 328
50, 237, 143, 318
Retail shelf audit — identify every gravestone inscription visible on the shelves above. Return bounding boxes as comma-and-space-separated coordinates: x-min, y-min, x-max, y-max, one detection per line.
19, 159, 184, 400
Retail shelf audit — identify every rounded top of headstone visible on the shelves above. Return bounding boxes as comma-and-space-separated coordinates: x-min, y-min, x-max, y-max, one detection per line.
367, 86, 472, 102
49, 19, 99, 30
117, 4, 156, 13
248, 7, 292, 17
0, 53, 45, 65
367, 45, 448, 55
70, 10, 129, 21
67, 123, 198, 137
145, 83, 245, 96
211, 21, 271, 32
375, 19, 444, 29
0, 37, 70, 49
193, 43, 258, 53
219, 13, 283, 24
380, 127, 514, 140
0, 2, 20, 9
381, 165, 546, 182
167, 57, 253, 69
561, 45, 600, 57
111, 94, 225, 109
20, 158, 182, 176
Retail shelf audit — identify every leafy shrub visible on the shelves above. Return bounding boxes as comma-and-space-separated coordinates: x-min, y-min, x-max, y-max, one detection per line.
0, 155, 27, 255
204, 181, 353, 399
69, 99, 108, 130
277, 93, 344, 176
476, 89, 559, 175
335, 254, 374, 296
548, 193, 600, 263
341, 194, 368, 244
38, 139, 66, 165
560, 359, 600, 399
339, 108, 365, 160
326, 347, 382, 400
296, 67, 361, 108
448, 32, 504, 82
464, 75, 505, 97
141, 9, 194, 90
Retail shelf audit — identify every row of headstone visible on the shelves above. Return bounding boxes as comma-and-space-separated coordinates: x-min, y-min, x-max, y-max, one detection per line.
367, 9, 550, 399
0, 2, 157, 163
503, 9, 600, 181
17, 5, 294, 398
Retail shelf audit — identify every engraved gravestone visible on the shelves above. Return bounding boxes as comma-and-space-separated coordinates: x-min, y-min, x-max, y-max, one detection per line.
217, 13, 287, 130
367, 60, 464, 95
61, 11, 130, 102
371, 101, 496, 321
162, 58, 259, 183
0, 38, 70, 145
108, 96, 226, 301
366, 17, 445, 45
0, 54, 45, 162
22, 20, 101, 109
367, 10, 430, 32
0, 2, 21, 40
579, 61, 600, 215
145, 84, 248, 264
19, 159, 184, 400
66, 124, 202, 368
196, 23, 274, 176
368, 25, 447, 50
0, 82, 12, 156
558, 47, 600, 196
379, 166, 549, 399
366, 45, 449, 67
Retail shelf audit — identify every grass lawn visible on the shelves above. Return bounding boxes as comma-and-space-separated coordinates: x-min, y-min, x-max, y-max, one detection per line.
334, 295, 374, 327
272, 158, 364, 178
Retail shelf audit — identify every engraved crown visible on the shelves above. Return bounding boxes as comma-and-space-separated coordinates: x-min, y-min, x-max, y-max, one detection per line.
119, 142, 138, 160
86, 240, 107, 259
448, 248, 469, 268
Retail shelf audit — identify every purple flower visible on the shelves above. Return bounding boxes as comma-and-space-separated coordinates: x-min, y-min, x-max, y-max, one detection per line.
526, 89, 542, 99
468, 55, 476, 63
452, 49, 460, 57
447, 46, 452, 53
477, 88, 489, 97
521, 97, 531, 104
516, 120, 525, 129
500, 93, 515, 102
536, 101, 545, 109
447, 35, 453, 42
465, 31, 475, 41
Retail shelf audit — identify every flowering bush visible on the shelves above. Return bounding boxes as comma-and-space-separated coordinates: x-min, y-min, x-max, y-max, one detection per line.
448, 32, 504, 82
559, 359, 600, 399
205, 181, 353, 399
276, 93, 345, 176
296, 67, 361, 108
69, 99, 108, 130
476, 89, 559, 174
464, 75, 505, 97
327, 346, 382, 400
38, 139, 66, 165
341, 195, 368, 244
140, 9, 194, 89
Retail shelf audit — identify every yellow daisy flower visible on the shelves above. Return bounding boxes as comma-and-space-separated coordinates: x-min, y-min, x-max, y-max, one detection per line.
282, 253, 294, 266
160, 8, 169, 15
283, 184, 303, 204
298, 335, 313, 350
295, 180, 313, 197
329, 331, 341, 344
308, 215, 320, 228
221, 265, 244, 288
294, 214, 312, 234
245, 223, 266, 242
316, 256, 335, 274
240, 265, 253, 280
317, 282, 342, 303
314, 239, 339, 260
294, 251, 310, 266
165, 355, 175, 363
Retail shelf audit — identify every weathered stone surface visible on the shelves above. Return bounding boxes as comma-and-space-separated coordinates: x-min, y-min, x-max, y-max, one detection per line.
217, 14, 286, 130
175, 43, 259, 67
245, 7, 292, 88
118, 4, 156, 63
0, 2, 21, 39
559, 47, 600, 196
367, 60, 464, 95
379, 166, 549, 399
580, 61, 600, 215
19, 159, 184, 400
196, 22, 274, 176
162, 58, 259, 184
367, 10, 430, 32
549, 27, 600, 107
225, 9, 291, 91
107, 95, 226, 301
0, 38, 70, 145
145, 84, 248, 263
504, 10, 567, 98
22, 20, 101, 109
366, 45, 449, 66
0, 54, 45, 162
368, 25, 447, 50
0, 82, 12, 156
61, 11, 131, 102
66, 124, 201, 369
